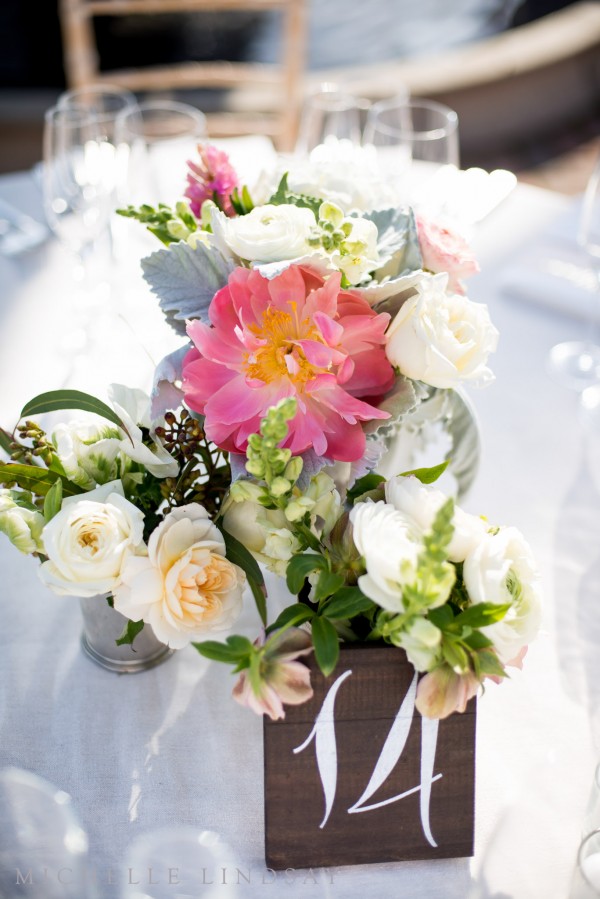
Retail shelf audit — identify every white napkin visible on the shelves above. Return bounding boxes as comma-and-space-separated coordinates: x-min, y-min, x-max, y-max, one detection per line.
500, 240, 600, 322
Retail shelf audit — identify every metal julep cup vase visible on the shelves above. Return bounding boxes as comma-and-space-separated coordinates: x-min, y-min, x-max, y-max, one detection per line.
79, 595, 174, 673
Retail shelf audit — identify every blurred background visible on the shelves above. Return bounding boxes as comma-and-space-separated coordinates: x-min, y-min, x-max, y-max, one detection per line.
0, 0, 599, 191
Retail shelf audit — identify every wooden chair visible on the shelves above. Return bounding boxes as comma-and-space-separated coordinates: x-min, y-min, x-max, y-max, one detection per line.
57, 0, 307, 150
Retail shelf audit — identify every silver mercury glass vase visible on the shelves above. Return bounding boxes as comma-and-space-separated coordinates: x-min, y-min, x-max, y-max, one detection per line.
79, 595, 174, 673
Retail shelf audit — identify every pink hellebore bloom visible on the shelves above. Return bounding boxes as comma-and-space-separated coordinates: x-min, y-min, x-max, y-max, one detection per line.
415, 665, 480, 720
185, 143, 239, 218
232, 628, 314, 721
416, 215, 479, 295
182, 265, 394, 462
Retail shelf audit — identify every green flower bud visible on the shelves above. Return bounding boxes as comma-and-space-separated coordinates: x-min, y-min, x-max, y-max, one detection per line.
270, 476, 292, 497
319, 201, 344, 227
284, 457, 303, 483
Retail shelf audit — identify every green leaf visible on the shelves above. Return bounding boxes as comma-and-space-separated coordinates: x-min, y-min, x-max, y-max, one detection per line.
0, 463, 83, 497
192, 640, 248, 664
224, 635, 254, 655
477, 648, 507, 679
346, 473, 385, 505
313, 570, 345, 604
322, 587, 375, 620
0, 427, 13, 457
454, 602, 511, 629
219, 525, 267, 624
267, 603, 315, 634
267, 172, 321, 218
463, 630, 493, 650
115, 619, 145, 647
442, 639, 469, 674
311, 616, 340, 677
43, 478, 62, 522
400, 460, 450, 484
20, 390, 132, 443
427, 605, 455, 629
286, 553, 327, 595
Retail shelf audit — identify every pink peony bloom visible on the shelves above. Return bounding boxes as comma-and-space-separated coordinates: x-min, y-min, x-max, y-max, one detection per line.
182, 266, 394, 462
232, 628, 314, 720
416, 215, 479, 295
415, 665, 480, 719
185, 143, 239, 218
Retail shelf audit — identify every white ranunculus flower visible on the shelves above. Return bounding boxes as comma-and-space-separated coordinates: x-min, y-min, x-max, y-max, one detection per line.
384, 475, 488, 563
0, 490, 45, 554
385, 273, 499, 389
462, 526, 542, 664
212, 203, 316, 263
396, 617, 442, 672
113, 504, 245, 649
350, 500, 421, 612
38, 481, 146, 597
52, 421, 122, 489
108, 384, 179, 479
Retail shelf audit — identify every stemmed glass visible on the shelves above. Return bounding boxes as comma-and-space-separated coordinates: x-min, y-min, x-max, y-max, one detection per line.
295, 84, 367, 156
363, 97, 459, 210
549, 153, 600, 391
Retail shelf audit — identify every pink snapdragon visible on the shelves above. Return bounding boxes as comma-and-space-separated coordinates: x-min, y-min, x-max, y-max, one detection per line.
185, 143, 239, 218
232, 629, 314, 720
416, 215, 479, 295
182, 266, 394, 462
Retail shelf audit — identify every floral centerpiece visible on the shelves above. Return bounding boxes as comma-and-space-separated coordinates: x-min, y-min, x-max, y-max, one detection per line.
0, 138, 541, 723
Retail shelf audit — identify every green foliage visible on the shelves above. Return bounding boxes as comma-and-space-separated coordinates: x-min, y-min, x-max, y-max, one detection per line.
346, 472, 385, 505
311, 615, 340, 676
219, 526, 267, 624
0, 463, 83, 498
312, 570, 345, 604
322, 587, 375, 621
115, 619, 145, 647
267, 602, 316, 633
286, 552, 327, 595
268, 173, 321, 218
0, 427, 13, 457
116, 202, 199, 246
229, 185, 255, 215
400, 460, 450, 484
20, 390, 132, 444
43, 478, 62, 522
192, 635, 253, 665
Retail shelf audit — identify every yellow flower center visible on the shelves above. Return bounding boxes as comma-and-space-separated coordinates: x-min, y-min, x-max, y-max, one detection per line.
244, 303, 326, 386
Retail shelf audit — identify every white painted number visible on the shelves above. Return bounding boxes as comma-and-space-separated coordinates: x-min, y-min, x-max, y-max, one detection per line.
293, 670, 442, 847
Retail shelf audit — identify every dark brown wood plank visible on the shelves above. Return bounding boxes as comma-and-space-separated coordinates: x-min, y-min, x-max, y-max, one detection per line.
264, 643, 476, 869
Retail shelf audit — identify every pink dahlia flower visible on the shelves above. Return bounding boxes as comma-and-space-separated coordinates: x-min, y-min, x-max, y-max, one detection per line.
416, 215, 479, 295
182, 266, 394, 462
185, 143, 239, 218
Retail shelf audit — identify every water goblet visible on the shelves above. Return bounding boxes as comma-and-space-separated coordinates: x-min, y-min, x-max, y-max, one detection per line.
550, 152, 600, 391
295, 83, 367, 156
114, 99, 207, 209
363, 96, 459, 210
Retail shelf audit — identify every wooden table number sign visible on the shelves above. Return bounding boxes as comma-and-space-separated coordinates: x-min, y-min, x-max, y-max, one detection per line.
264, 643, 476, 869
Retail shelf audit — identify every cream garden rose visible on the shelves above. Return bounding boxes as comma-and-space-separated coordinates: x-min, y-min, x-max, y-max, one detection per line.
385, 273, 498, 389
38, 480, 146, 597
462, 526, 542, 664
113, 504, 245, 649
212, 203, 315, 263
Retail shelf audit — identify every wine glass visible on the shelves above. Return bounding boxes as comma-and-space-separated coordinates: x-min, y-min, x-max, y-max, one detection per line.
550, 153, 600, 391
295, 83, 367, 156
43, 103, 115, 270
363, 97, 459, 210
114, 99, 207, 209
0, 767, 92, 899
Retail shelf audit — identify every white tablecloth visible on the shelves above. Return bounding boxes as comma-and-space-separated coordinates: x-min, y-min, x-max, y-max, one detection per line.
0, 160, 598, 899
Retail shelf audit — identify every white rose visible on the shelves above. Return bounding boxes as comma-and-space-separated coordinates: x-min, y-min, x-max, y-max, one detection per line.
212, 203, 315, 263
113, 504, 245, 649
38, 481, 146, 597
462, 526, 542, 663
385, 273, 498, 388
384, 475, 488, 563
0, 490, 45, 554
397, 617, 442, 672
350, 500, 421, 612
